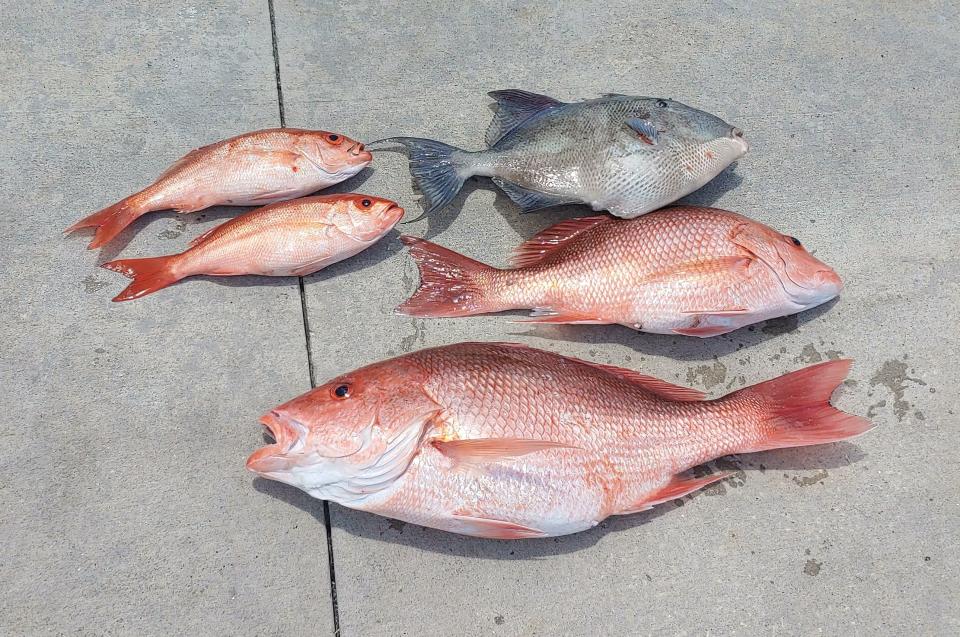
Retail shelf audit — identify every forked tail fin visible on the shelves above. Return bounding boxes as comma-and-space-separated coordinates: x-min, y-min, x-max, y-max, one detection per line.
65, 193, 152, 249
100, 255, 183, 302
732, 359, 874, 453
396, 235, 501, 318
379, 137, 469, 213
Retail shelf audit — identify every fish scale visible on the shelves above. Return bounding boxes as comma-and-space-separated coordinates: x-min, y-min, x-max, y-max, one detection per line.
247, 343, 873, 538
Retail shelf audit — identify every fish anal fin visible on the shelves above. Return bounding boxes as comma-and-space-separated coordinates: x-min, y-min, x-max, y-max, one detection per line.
618, 472, 733, 515
492, 178, 575, 213
509, 216, 611, 267
485, 89, 563, 146
515, 308, 608, 325
451, 513, 546, 539
672, 325, 736, 338
433, 438, 578, 464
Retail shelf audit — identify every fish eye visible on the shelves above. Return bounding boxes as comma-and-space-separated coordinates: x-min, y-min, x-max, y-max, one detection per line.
360, 198, 372, 208
789, 236, 802, 247
326, 133, 342, 144
333, 384, 350, 399
656, 99, 668, 108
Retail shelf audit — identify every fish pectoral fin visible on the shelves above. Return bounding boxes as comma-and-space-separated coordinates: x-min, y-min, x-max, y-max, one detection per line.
516, 308, 608, 325
433, 437, 579, 464
451, 513, 546, 539
485, 89, 564, 146
625, 118, 661, 146
492, 178, 576, 213
618, 472, 734, 515
509, 216, 612, 267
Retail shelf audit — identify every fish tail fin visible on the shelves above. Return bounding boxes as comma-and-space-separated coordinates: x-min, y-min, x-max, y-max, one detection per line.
732, 360, 874, 453
100, 255, 183, 302
382, 137, 470, 213
396, 235, 502, 317
65, 192, 154, 249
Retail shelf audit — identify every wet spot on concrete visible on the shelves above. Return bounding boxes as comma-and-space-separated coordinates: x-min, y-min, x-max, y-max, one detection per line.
82, 275, 109, 293
685, 360, 727, 390
762, 315, 798, 335
803, 559, 822, 576
398, 318, 425, 353
494, 615, 505, 625
94, 347, 107, 354
790, 469, 829, 486
158, 219, 187, 240
869, 358, 927, 421
797, 344, 823, 364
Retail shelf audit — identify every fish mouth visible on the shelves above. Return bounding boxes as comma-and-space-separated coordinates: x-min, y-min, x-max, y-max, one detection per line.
728, 127, 750, 154
349, 142, 373, 163
246, 411, 307, 473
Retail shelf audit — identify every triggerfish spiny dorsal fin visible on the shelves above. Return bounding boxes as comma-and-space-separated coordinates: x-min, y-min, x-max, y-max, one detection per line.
509, 216, 612, 267
617, 472, 733, 515
433, 438, 579, 465
485, 89, 564, 146
625, 118, 660, 146
491, 178, 577, 213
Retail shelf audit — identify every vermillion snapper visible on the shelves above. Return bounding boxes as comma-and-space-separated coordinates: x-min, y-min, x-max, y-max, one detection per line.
66, 128, 372, 249
247, 343, 872, 539
380, 90, 748, 217
397, 206, 842, 337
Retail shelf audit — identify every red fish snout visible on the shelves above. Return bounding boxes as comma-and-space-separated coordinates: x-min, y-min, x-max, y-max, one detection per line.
246, 411, 308, 474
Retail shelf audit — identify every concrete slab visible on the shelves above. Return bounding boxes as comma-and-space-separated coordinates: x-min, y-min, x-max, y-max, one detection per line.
275, 1, 959, 635
0, 2, 334, 634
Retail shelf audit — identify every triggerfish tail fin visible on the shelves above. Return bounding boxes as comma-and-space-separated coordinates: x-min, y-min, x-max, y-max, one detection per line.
733, 359, 874, 453
397, 235, 500, 318
382, 137, 469, 213
100, 255, 183, 302
65, 192, 152, 250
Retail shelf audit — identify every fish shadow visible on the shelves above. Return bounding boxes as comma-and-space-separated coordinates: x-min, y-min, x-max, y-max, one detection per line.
250, 438, 868, 559
500, 297, 840, 361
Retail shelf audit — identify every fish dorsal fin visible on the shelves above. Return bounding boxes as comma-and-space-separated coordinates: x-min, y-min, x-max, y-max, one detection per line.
485, 90, 564, 146
158, 143, 219, 180
509, 216, 612, 267
188, 224, 222, 248
570, 357, 707, 401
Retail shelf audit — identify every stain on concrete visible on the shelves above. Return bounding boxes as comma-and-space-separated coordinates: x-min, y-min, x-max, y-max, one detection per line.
82, 275, 109, 293
868, 358, 927, 421
158, 218, 187, 240
94, 347, 107, 354
388, 519, 406, 533
685, 360, 727, 390
762, 315, 798, 335
790, 469, 829, 486
398, 318, 425, 353
793, 344, 843, 365
494, 615, 505, 625
803, 559, 822, 576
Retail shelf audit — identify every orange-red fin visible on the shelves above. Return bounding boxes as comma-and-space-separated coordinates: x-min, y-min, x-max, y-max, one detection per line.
672, 325, 736, 338
66, 195, 150, 249
101, 255, 183, 301
396, 235, 498, 317
572, 359, 706, 401
433, 438, 578, 464
516, 308, 608, 324
731, 359, 874, 452
618, 472, 733, 515
451, 513, 546, 539
157, 143, 217, 179
509, 216, 612, 267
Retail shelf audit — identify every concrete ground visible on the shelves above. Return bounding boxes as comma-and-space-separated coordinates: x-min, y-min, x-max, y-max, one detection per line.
1, 1, 957, 635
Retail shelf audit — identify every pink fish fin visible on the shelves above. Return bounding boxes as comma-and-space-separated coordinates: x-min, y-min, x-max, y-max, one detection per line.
730, 359, 874, 453
101, 255, 184, 302
672, 325, 737, 338
617, 472, 734, 515
509, 216, 612, 267
188, 224, 223, 248
451, 513, 546, 539
433, 438, 579, 465
566, 359, 706, 401
396, 235, 498, 317
516, 308, 608, 324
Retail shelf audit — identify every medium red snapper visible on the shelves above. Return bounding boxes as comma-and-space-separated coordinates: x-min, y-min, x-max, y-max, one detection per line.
398, 206, 843, 337
66, 128, 372, 249
101, 194, 402, 301
247, 342, 872, 539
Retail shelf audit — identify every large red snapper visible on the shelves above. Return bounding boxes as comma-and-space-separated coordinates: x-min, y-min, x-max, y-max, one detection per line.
247, 343, 872, 539
66, 128, 372, 249
398, 207, 843, 337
